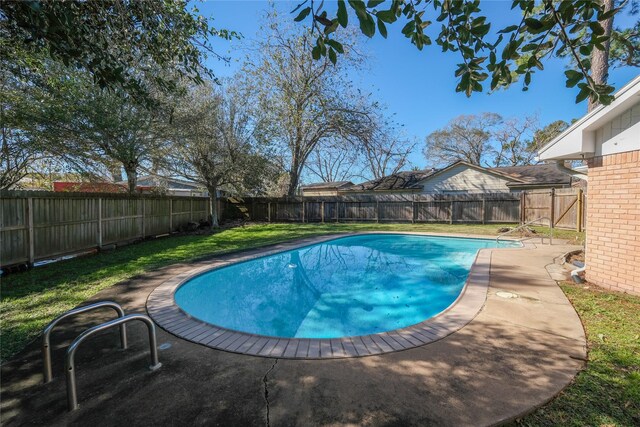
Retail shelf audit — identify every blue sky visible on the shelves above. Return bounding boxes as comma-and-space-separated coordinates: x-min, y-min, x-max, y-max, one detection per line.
198, 0, 639, 169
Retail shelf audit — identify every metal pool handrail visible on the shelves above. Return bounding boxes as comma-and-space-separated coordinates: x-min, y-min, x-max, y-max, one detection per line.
65, 313, 162, 411
42, 301, 128, 383
497, 216, 554, 245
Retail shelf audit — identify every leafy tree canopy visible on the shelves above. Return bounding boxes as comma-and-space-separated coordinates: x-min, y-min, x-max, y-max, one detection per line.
293, 0, 637, 106
0, 0, 238, 104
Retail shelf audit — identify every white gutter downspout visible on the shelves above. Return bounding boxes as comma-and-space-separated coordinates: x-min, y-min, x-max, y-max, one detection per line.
571, 239, 587, 283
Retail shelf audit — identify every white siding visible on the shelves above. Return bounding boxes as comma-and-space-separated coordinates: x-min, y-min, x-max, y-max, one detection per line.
595, 101, 640, 156
419, 164, 511, 194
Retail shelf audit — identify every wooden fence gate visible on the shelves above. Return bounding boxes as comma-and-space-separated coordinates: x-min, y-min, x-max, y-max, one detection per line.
522, 188, 585, 231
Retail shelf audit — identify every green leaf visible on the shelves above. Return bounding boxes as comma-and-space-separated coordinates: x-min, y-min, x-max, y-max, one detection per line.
377, 18, 388, 38
524, 18, 543, 31
311, 44, 321, 60
401, 20, 415, 35
376, 10, 397, 23
575, 85, 591, 103
294, 7, 311, 22
328, 47, 337, 65
337, 0, 348, 28
358, 13, 376, 37
498, 25, 519, 34
348, 0, 366, 14
564, 70, 582, 88
579, 44, 592, 56
326, 39, 344, 53
367, 0, 385, 7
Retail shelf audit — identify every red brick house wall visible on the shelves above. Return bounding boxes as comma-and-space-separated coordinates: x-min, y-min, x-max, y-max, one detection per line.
586, 149, 640, 295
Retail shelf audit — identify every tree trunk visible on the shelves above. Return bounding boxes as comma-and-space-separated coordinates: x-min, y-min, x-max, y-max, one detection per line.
588, 0, 614, 112
287, 170, 300, 197
207, 184, 219, 227
287, 152, 302, 197
124, 166, 137, 194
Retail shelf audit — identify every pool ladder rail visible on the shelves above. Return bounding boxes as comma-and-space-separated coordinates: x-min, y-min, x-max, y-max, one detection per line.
496, 216, 554, 245
41, 301, 162, 411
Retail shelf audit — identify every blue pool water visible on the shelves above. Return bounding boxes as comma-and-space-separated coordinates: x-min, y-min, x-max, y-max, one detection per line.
174, 234, 519, 338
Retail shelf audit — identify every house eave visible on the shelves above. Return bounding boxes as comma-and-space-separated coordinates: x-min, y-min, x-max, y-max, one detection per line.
538, 75, 640, 161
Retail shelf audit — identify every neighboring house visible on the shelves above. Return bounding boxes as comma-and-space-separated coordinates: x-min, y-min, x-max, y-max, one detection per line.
53, 182, 128, 193
343, 162, 580, 195
300, 181, 354, 196
119, 175, 208, 197
343, 170, 436, 194
538, 75, 640, 296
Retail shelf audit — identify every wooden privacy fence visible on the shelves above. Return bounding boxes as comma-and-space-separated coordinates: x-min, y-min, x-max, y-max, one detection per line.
1, 189, 586, 268
0, 191, 209, 267
222, 193, 522, 225
223, 190, 587, 230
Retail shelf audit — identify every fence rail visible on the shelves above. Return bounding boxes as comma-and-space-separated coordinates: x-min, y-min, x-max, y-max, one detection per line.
1, 191, 209, 267
1, 189, 586, 268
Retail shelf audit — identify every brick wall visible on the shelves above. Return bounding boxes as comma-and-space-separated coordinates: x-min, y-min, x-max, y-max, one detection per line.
586, 150, 640, 295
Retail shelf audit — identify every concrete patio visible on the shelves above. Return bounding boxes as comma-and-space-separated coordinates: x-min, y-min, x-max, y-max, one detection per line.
0, 236, 586, 426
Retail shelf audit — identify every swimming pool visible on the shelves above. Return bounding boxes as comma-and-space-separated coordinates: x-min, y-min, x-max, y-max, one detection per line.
174, 234, 519, 339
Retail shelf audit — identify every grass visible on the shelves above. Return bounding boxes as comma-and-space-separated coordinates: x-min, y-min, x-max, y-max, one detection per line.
0, 222, 581, 363
516, 281, 640, 427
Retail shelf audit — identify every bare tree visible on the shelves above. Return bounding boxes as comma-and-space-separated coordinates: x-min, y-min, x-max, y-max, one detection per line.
306, 139, 362, 182
357, 119, 416, 179
424, 113, 502, 167
167, 81, 272, 226
245, 18, 371, 196
493, 115, 539, 167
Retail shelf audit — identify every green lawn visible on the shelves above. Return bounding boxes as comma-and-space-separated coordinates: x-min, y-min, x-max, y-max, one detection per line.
517, 281, 640, 426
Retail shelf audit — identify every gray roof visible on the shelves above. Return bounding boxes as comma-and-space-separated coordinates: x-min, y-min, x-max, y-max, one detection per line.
346, 170, 436, 191
345, 163, 575, 193
301, 181, 354, 190
490, 164, 574, 186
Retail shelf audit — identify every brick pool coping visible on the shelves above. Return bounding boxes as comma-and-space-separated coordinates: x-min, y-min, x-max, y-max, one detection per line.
146, 232, 532, 359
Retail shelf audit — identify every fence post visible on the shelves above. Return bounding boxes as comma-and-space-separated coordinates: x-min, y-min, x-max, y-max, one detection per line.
27, 197, 35, 266
336, 201, 340, 223
520, 192, 525, 224
169, 199, 173, 232
549, 188, 555, 228
376, 200, 380, 223
481, 194, 486, 224
189, 198, 193, 222
449, 200, 454, 224
576, 189, 584, 232
301, 200, 305, 223
97, 198, 103, 249
412, 200, 416, 224
267, 202, 271, 222
141, 198, 146, 238
321, 201, 325, 223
